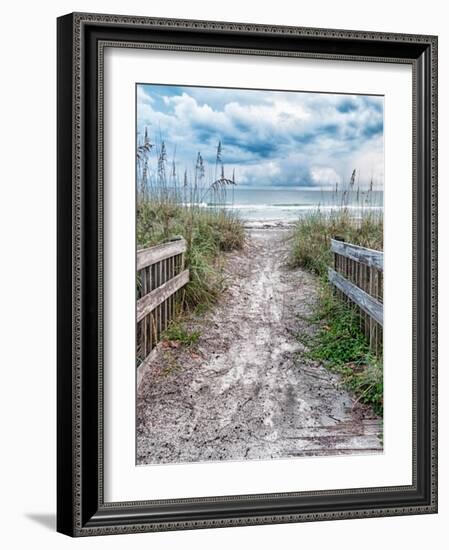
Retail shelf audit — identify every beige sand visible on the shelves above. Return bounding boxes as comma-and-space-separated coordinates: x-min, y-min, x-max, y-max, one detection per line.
137, 228, 382, 465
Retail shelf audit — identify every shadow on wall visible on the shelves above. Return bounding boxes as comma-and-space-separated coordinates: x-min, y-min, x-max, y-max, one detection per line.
25, 513, 55, 531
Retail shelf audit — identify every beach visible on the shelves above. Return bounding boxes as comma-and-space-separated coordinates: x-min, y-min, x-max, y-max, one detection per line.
200, 187, 383, 225
136, 227, 382, 464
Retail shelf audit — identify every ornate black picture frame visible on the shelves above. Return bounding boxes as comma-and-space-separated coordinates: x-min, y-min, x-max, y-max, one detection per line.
57, 12, 437, 537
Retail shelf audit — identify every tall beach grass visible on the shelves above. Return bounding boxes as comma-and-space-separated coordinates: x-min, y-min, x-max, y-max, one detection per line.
291, 180, 384, 416
136, 131, 244, 312
137, 200, 244, 310
290, 209, 383, 277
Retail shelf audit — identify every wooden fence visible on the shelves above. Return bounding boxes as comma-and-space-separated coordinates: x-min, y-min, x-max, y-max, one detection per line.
328, 238, 383, 356
136, 237, 189, 366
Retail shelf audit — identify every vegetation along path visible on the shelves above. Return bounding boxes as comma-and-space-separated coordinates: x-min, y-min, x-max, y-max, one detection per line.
137, 228, 382, 464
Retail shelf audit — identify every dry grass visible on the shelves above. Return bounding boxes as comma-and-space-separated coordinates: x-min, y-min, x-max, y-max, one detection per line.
137, 199, 245, 310
290, 209, 383, 276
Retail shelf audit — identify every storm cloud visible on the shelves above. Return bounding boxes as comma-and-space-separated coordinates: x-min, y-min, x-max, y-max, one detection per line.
137, 84, 384, 189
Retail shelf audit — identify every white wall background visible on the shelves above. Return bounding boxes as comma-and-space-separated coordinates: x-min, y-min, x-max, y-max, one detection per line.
0, 1, 446, 548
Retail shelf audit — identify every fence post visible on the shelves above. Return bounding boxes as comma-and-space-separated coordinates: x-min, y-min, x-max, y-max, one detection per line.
136, 238, 190, 367
329, 238, 383, 356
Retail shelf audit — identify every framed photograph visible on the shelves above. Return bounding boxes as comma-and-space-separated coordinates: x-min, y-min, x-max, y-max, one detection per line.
57, 12, 438, 536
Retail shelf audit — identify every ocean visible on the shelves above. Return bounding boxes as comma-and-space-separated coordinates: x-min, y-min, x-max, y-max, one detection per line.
203, 188, 383, 224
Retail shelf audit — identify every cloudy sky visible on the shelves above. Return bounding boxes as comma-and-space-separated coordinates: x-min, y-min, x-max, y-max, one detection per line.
136, 84, 384, 189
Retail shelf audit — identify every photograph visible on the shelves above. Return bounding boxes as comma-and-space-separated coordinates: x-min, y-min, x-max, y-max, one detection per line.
135, 83, 385, 465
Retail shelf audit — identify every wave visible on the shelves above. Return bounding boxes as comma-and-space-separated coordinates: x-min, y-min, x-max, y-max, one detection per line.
183, 202, 209, 207
181, 202, 383, 215
197, 203, 383, 210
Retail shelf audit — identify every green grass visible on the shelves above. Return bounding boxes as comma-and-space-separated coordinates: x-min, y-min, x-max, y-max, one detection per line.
163, 321, 200, 347
301, 277, 383, 416
137, 199, 245, 310
290, 210, 383, 277
291, 209, 383, 416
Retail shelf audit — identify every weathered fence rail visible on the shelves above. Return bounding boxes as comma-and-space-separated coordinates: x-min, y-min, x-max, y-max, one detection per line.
328, 238, 383, 355
136, 237, 189, 366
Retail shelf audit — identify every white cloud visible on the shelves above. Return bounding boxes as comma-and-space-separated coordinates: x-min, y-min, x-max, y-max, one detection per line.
136, 85, 384, 189
237, 161, 282, 184
137, 86, 154, 105
310, 167, 341, 186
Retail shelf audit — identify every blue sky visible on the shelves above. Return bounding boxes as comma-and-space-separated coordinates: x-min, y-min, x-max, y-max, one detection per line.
136, 84, 384, 189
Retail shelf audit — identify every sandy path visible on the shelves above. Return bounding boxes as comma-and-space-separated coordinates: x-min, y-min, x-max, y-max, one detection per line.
137, 228, 382, 465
